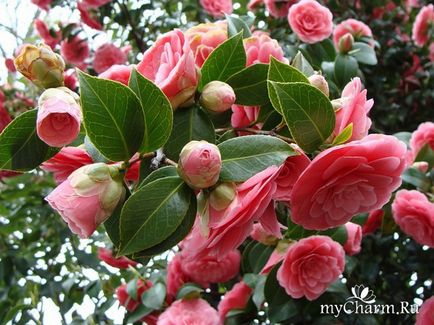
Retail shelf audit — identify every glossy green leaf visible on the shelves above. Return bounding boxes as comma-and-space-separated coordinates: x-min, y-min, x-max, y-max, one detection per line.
332, 123, 353, 145
78, 71, 144, 161
0, 109, 57, 172
128, 69, 173, 152
141, 282, 166, 310
291, 52, 315, 77
84, 136, 107, 163
176, 283, 204, 300
119, 176, 191, 256
299, 39, 336, 67
350, 42, 377, 65
268, 81, 335, 152
225, 14, 252, 38
401, 167, 431, 191
218, 135, 295, 182
334, 54, 359, 87
226, 63, 269, 106
248, 242, 275, 274
268, 57, 309, 84
199, 32, 246, 91
139, 166, 178, 189
164, 106, 215, 160
320, 225, 348, 245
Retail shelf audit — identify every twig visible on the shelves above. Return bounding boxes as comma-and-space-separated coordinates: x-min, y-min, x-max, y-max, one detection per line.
120, 0, 146, 53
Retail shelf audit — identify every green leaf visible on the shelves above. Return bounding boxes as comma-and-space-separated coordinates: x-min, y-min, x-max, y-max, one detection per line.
299, 39, 336, 67
199, 32, 246, 91
248, 243, 275, 274
291, 52, 315, 77
350, 42, 377, 65
164, 106, 215, 160
393, 132, 411, 148
104, 192, 128, 247
127, 278, 138, 300
0, 109, 57, 172
139, 166, 178, 189
319, 225, 348, 245
332, 123, 353, 145
84, 136, 107, 163
415, 143, 434, 169
141, 282, 166, 310
226, 63, 269, 106
268, 57, 309, 84
334, 54, 359, 87
119, 176, 191, 256
78, 71, 145, 161
225, 14, 252, 38
128, 69, 173, 153
252, 275, 266, 309
401, 167, 431, 191
176, 283, 204, 300
268, 82, 335, 153
218, 135, 295, 182
126, 304, 153, 323
2, 305, 32, 324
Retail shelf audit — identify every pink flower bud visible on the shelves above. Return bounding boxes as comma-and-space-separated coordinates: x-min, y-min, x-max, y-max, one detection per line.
200, 81, 236, 113
209, 182, 236, 210
37, 87, 82, 147
343, 222, 362, 256
338, 33, 355, 54
178, 140, 222, 189
308, 74, 329, 97
45, 163, 125, 238
412, 161, 429, 173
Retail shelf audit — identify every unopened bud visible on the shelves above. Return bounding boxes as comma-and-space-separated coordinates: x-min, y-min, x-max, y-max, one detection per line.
200, 81, 236, 113
177, 140, 222, 189
308, 74, 329, 97
14, 44, 65, 88
338, 33, 354, 54
209, 182, 236, 211
331, 98, 345, 111
412, 161, 429, 173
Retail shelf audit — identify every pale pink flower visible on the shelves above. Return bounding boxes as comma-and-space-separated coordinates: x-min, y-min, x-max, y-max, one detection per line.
93, 43, 128, 73
244, 33, 287, 66
412, 4, 434, 47
231, 105, 260, 130
158, 299, 220, 325
333, 19, 373, 48
200, 0, 233, 18
99, 64, 132, 85
409, 122, 434, 161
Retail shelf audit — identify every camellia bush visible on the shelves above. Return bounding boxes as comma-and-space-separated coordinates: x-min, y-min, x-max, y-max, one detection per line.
0, 0, 433, 324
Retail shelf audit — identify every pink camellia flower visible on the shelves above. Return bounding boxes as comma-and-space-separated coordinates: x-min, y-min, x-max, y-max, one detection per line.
218, 281, 253, 320
31, 0, 52, 10
77, 2, 103, 30
362, 209, 384, 235
34, 19, 61, 49
261, 242, 291, 274
333, 77, 374, 142
250, 223, 279, 245
45, 163, 125, 238
288, 0, 333, 44
41, 147, 93, 184
343, 222, 362, 256
61, 35, 90, 68
36, 88, 81, 147
291, 134, 407, 230
181, 249, 241, 284
97, 248, 137, 269
5, 58, 16, 73
412, 4, 434, 47
137, 29, 198, 109
200, 0, 233, 18
99, 64, 132, 86
416, 296, 434, 325
244, 33, 288, 66
177, 140, 222, 189
116, 279, 152, 311
231, 105, 260, 130
392, 190, 434, 248
166, 253, 200, 301
333, 19, 373, 48
186, 22, 227, 67
158, 298, 220, 325
409, 122, 434, 160
277, 235, 345, 301
63, 69, 78, 90
93, 43, 128, 74
0, 103, 12, 133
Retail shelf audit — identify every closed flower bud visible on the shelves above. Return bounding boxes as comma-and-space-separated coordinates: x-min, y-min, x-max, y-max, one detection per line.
14, 44, 65, 88
177, 140, 222, 189
37, 87, 82, 147
209, 182, 236, 211
200, 81, 236, 113
338, 33, 354, 54
46, 163, 125, 238
308, 74, 329, 97
412, 161, 429, 173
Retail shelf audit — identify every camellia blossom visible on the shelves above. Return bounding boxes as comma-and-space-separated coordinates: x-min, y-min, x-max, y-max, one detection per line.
45, 163, 125, 238
97, 248, 137, 269
158, 298, 220, 325
199, 0, 233, 18
362, 209, 384, 235
64, 69, 78, 90
34, 19, 61, 49
218, 281, 253, 320
137, 29, 198, 109
392, 190, 434, 248
244, 33, 288, 66
409, 122, 434, 161
416, 296, 434, 325
231, 105, 260, 130
288, 0, 333, 44
412, 4, 434, 47
60, 35, 90, 68
31, 0, 52, 11
277, 235, 345, 300
333, 77, 374, 142
77, 2, 103, 30
333, 18, 373, 48
343, 222, 362, 256
116, 279, 152, 311
99, 64, 132, 85
166, 253, 201, 301
291, 134, 407, 230
186, 22, 228, 67
93, 43, 129, 74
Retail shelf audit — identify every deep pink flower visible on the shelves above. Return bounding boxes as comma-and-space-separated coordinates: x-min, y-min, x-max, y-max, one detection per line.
99, 64, 132, 85
0, 102, 12, 133
116, 279, 152, 312
98, 248, 137, 269
5, 58, 16, 73
93, 43, 128, 73
392, 190, 434, 248
333, 19, 373, 48
41, 147, 93, 184
288, 0, 333, 44
31, 0, 52, 11
333, 77, 374, 142
200, 0, 233, 18
343, 222, 362, 256
137, 30, 198, 109
64, 69, 78, 90
77, 2, 103, 30
166, 253, 196, 301
218, 281, 252, 320
61, 35, 90, 68
412, 4, 434, 47
416, 296, 434, 325
362, 209, 384, 235
231, 105, 260, 130
409, 122, 434, 161
34, 19, 61, 49
158, 298, 220, 325
277, 235, 345, 301
291, 134, 407, 230
244, 33, 287, 66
